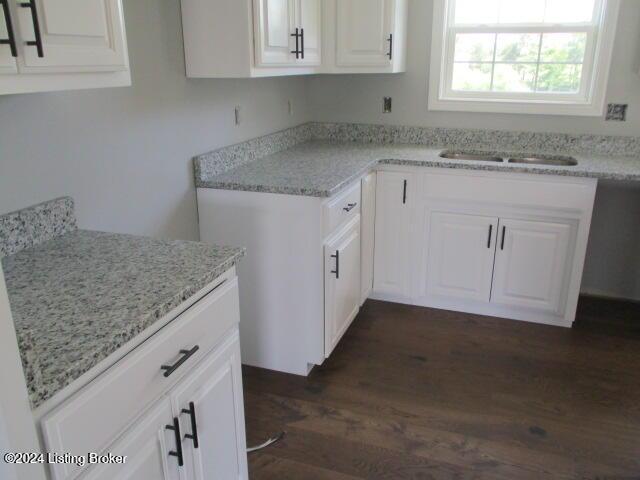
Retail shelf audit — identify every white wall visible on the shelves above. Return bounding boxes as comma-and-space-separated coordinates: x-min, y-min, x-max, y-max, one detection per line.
308, 0, 640, 135
0, 0, 310, 240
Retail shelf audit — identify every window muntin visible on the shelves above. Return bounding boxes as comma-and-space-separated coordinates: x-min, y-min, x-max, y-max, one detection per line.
439, 0, 608, 104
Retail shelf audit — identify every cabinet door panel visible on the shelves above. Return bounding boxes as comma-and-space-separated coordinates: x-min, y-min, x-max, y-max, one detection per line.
253, 0, 295, 66
360, 172, 376, 304
373, 171, 412, 297
426, 212, 498, 302
171, 333, 248, 480
298, 0, 321, 65
492, 218, 572, 313
85, 399, 179, 480
17, 0, 127, 72
336, 0, 393, 67
325, 216, 361, 357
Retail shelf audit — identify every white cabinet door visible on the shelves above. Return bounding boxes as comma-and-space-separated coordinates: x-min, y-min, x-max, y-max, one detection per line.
171, 332, 249, 480
426, 213, 498, 303
16, 0, 127, 72
360, 172, 376, 304
325, 216, 361, 357
373, 171, 413, 298
0, 1, 17, 73
492, 218, 572, 314
335, 0, 394, 68
297, 0, 321, 65
253, 0, 296, 66
85, 399, 179, 480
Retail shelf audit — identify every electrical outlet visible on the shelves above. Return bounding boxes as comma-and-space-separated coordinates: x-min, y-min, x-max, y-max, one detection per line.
288, 99, 294, 116
234, 106, 242, 125
606, 103, 627, 121
383, 97, 392, 113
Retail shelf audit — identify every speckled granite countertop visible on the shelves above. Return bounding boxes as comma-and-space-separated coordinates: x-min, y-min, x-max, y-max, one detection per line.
197, 140, 640, 197
2, 229, 244, 409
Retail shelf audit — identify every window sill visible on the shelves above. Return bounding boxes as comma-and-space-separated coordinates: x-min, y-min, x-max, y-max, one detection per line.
427, 95, 606, 117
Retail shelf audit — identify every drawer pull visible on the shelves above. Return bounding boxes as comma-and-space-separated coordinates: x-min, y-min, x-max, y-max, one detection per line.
161, 345, 199, 377
343, 202, 357, 212
182, 401, 199, 449
501, 226, 506, 250
166, 417, 184, 467
487, 224, 493, 249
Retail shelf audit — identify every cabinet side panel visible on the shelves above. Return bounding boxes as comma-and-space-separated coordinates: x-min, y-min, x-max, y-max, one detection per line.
181, 0, 251, 77
197, 188, 324, 374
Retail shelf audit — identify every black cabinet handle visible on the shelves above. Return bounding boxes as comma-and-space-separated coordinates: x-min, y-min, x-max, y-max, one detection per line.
182, 401, 199, 449
0, 0, 17, 57
300, 27, 304, 59
343, 202, 357, 212
166, 417, 184, 467
500, 226, 506, 250
19, 0, 43, 57
387, 33, 393, 60
161, 345, 199, 377
487, 224, 493, 249
402, 179, 407, 204
331, 250, 339, 279
290, 27, 300, 58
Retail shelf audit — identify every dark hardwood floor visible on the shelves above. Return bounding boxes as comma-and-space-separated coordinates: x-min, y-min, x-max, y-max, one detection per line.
243, 297, 640, 479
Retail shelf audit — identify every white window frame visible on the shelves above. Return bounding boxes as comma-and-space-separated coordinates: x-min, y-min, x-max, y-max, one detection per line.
428, 0, 621, 116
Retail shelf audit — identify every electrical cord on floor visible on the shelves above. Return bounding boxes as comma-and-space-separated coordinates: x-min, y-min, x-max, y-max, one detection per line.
247, 431, 286, 453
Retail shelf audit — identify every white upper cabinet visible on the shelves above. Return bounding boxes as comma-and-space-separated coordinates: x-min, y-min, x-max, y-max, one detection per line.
491, 218, 572, 314
0, 0, 130, 94
426, 212, 498, 303
324, 0, 407, 73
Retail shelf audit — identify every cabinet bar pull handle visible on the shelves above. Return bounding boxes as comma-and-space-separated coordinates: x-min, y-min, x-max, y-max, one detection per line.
290, 27, 300, 58
331, 250, 339, 279
487, 224, 493, 249
182, 401, 199, 449
387, 33, 393, 60
19, 0, 43, 57
166, 417, 184, 467
500, 226, 506, 250
0, 0, 17, 57
343, 202, 357, 212
300, 27, 304, 59
161, 345, 199, 377
402, 179, 407, 204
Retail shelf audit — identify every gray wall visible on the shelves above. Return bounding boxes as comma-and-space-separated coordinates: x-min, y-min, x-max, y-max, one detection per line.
0, 0, 310, 240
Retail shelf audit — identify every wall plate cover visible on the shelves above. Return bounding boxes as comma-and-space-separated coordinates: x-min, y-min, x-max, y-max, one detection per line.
606, 104, 627, 121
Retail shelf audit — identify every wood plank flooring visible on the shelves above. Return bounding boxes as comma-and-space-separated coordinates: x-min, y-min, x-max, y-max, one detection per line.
243, 297, 640, 479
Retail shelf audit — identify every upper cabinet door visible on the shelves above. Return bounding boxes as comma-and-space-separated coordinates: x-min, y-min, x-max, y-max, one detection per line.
426, 212, 498, 303
297, 0, 321, 65
16, 0, 127, 72
0, 1, 17, 73
491, 218, 572, 314
253, 0, 296, 66
336, 0, 394, 67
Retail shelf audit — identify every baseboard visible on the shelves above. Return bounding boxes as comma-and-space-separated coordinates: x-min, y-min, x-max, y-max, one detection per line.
579, 290, 640, 304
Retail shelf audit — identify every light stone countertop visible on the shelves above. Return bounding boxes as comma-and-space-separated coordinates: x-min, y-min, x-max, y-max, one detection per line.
2, 229, 244, 409
196, 140, 640, 197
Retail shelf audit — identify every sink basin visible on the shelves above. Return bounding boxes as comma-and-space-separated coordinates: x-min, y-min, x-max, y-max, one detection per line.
508, 156, 577, 167
439, 151, 503, 162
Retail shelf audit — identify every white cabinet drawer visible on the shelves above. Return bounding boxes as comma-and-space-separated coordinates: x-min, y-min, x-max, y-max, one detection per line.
323, 180, 361, 237
41, 274, 240, 480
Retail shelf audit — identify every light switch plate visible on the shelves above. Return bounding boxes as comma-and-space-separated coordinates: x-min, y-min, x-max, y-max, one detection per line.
606, 103, 627, 121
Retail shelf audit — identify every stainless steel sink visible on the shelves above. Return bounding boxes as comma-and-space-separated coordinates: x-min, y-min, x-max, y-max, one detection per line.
507, 156, 577, 166
439, 151, 503, 162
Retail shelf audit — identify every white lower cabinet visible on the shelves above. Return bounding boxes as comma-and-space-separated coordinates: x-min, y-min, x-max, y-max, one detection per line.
373, 171, 414, 299
360, 172, 376, 304
492, 218, 572, 314
324, 216, 361, 357
171, 333, 248, 480
426, 212, 498, 303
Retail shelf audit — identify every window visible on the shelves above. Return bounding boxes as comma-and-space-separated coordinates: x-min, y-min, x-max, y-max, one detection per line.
429, 0, 620, 116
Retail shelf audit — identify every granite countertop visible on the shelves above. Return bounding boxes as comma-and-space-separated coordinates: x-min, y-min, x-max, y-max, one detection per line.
196, 140, 640, 197
2, 229, 245, 409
